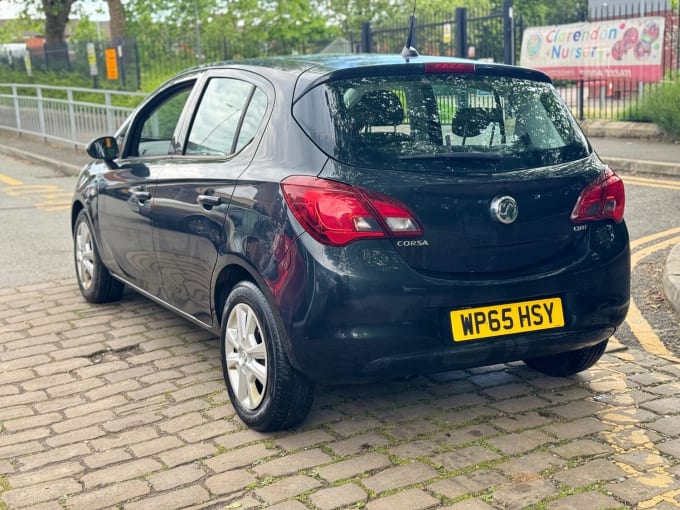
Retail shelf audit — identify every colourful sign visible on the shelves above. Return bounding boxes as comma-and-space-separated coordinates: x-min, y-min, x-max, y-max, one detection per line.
105, 48, 119, 81
520, 17, 665, 82
443, 23, 451, 44
87, 42, 98, 76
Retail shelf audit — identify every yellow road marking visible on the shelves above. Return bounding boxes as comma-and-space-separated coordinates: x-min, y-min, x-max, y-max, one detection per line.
623, 174, 680, 186
639, 489, 680, 509
623, 175, 680, 185
626, 234, 680, 362
0, 173, 24, 186
5, 184, 67, 196
625, 180, 680, 191
607, 335, 625, 351
1, 173, 72, 212
630, 226, 680, 250
597, 339, 680, 508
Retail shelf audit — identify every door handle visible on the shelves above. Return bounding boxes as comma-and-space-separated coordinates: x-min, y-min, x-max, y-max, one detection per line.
132, 190, 151, 201
197, 194, 222, 207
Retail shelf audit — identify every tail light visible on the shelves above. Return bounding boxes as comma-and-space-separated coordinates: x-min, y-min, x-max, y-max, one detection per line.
571, 167, 625, 223
281, 176, 422, 247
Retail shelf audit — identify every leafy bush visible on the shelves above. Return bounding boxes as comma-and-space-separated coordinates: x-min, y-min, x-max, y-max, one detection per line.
0, 69, 145, 108
642, 78, 680, 139
620, 78, 680, 139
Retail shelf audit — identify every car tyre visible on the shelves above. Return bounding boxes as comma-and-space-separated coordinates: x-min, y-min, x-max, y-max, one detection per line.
73, 210, 125, 303
220, 281, 315, 431
523, 339, 608, 376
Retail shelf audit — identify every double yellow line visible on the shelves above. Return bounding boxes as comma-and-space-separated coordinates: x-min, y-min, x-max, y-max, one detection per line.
623, 175, 680, 191
626, 226, 680, 362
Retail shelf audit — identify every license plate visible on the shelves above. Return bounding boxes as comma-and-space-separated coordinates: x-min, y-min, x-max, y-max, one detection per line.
450, 297, 564, 342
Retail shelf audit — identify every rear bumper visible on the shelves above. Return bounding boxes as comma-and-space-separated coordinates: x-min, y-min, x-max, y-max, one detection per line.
274, 223, 630, 384
355, 327, 616, 382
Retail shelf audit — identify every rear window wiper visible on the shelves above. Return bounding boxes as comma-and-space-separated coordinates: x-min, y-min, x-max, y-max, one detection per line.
398, 152, 503, 161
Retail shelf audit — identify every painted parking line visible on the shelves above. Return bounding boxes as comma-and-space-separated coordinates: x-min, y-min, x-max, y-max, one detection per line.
0, 173, 71, 212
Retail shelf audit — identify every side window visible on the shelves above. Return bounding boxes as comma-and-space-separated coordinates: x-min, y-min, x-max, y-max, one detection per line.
135, 87, 192, 157
185, 78, 254, 156
234, 88, 268, 153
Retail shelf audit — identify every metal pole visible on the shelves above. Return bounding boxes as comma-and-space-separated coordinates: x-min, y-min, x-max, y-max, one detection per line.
105, 92, 114, 133
36, 86, 46, 142
361, 22, 372, 53
133, 38, 141, 90
12, 85, 22, 132
454, 8, 467, 59
503, 0, 515, 65
67, 89, 77, 148
194, 0, 202, 62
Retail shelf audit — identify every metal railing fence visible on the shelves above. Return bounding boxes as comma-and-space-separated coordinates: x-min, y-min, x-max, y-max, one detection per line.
365, 1, 679, 120
0, 34, 354, 93
0, 84, 146, 148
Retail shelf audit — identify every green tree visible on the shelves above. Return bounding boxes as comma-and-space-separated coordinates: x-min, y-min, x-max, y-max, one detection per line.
11, 0, 127, 46
0, 17, 42, 44
126, 0, 339, 58
514, 0, 587, 26
69, 16, 99, 42
107, 0, 127, 42
42, 0, 76, 44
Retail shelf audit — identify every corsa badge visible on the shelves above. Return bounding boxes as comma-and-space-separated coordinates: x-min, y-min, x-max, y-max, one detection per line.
490, 195, 519, 224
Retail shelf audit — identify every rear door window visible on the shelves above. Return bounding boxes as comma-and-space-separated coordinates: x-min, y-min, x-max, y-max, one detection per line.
185, 78, 266, 157
294, 72, 590, 173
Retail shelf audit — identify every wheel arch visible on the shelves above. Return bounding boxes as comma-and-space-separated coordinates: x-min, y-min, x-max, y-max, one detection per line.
213, 260, 259, 329
71, 200, 85, 234
212, 258, 301, 369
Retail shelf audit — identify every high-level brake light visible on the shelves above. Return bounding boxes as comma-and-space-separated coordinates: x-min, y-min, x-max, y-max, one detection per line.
424, 62, 475, 74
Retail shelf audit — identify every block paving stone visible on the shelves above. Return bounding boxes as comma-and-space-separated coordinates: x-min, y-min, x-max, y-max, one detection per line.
552, 458, 627, 487
547, 491, 624, 510
365, 488, 440, 510
1, 282, 680, 509
307, 483, 367, 510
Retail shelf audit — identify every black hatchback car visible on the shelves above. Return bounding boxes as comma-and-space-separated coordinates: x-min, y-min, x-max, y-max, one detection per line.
72, 54, 630, 431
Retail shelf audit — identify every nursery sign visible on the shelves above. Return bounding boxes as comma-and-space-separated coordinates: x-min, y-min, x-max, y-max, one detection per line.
520, 17, 665, 82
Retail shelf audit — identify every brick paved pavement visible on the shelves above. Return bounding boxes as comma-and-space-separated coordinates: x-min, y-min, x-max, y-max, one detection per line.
2, 281, 680, 509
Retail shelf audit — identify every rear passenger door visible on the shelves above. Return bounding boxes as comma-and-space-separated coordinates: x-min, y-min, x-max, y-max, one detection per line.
152, 70, 271, 326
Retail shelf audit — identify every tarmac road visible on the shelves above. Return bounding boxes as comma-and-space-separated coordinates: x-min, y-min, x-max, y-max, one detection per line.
0, 153, 74, 288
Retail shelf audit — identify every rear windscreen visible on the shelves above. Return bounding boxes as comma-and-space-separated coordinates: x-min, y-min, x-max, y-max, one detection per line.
293, 73, 590, 173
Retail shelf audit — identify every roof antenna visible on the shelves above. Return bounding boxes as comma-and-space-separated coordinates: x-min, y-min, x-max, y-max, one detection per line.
400, 0, 419, 62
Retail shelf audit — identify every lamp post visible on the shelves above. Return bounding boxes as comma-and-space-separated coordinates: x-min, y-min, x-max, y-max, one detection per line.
194, 0, 202, 62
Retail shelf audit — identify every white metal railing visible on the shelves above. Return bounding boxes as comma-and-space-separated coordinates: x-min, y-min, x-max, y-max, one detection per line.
0, 84, 146, 148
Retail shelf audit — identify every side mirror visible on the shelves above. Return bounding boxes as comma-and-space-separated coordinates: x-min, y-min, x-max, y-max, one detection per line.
87, 136, 120, 161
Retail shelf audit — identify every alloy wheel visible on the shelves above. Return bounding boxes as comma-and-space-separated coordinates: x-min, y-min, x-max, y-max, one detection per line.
75, 220, 95, 290
225, 302, 268, 410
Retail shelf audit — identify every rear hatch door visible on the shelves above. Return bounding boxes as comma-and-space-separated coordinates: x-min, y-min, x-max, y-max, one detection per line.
294, 61, 597, 276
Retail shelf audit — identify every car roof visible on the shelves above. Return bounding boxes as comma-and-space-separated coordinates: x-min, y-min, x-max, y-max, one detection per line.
175, 54, 552, 86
